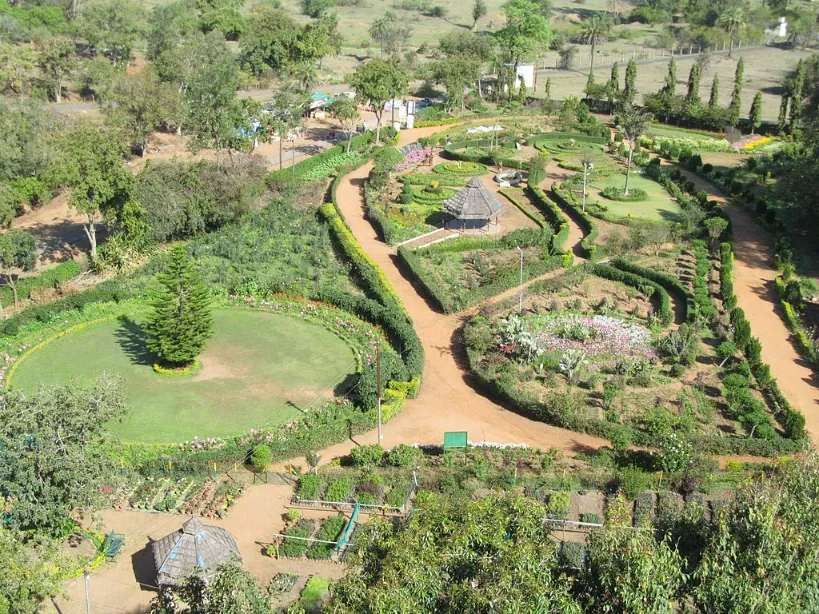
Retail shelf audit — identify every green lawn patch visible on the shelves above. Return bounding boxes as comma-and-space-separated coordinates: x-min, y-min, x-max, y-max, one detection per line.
587, 172, 682, 222
646, 124, 724, 140
298, 576, 331, 613
11, 310, 357, 443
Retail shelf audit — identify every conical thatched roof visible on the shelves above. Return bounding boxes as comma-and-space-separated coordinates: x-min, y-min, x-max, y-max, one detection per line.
443, 176, 504, 221
152, 517, 242, 586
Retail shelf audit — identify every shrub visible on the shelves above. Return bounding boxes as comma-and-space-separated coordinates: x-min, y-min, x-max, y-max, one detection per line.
279, 519, 315, 558
349, 444, 384, 467
601, 186, 648, 201
325, 476, 355, 502
297, 474, 325, 500
547, 491, 572, 519
249, 444, 273, 471
386, 444, 418, 467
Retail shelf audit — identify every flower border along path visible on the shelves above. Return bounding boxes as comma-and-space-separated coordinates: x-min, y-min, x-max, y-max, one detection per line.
327, 159, 608, 457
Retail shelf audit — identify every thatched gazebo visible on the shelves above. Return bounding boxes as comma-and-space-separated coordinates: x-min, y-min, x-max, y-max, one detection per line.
443, 176, 504, 231
152, 517, 242, 587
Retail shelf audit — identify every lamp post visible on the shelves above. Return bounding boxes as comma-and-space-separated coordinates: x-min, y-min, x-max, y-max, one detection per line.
582, 160, 594, 213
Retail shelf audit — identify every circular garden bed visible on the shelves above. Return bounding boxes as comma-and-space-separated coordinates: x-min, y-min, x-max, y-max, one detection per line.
601, 186, 649, 202
460, 146, 517, 160
10, 309, 359, 443
535, 140, 602, 155
412, 185, 457, 204
433, 161, 489, 176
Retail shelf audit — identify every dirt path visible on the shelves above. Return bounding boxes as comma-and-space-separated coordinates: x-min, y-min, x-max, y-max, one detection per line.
12, 193, 87, 267
323, 160, 607, 460
678, 168, 819, 438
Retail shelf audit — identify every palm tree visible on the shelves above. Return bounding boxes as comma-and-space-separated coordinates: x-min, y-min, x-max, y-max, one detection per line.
580, 14, 612, 73
369, 12, 396, 58
717, 8, 745, 58
291, 62, 317, 91
614, 103, 652, 197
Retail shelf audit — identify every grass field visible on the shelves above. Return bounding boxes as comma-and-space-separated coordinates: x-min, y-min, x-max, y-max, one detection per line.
11, 310, 357, 443
646, 124, 725, 140
588, 172, 682, 222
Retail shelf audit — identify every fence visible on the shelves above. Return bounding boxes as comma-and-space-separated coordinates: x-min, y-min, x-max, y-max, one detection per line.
291, 483, 416, 514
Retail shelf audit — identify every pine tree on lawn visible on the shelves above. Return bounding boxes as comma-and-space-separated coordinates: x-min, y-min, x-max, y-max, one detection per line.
147, 246, 213, 368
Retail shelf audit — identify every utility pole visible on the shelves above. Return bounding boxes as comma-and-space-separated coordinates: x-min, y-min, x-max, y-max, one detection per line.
376, 344, 382, 446
518, 247, 524, 314
84, 571, 91, 614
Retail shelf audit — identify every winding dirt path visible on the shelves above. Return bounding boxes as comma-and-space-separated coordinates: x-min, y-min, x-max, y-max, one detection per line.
316, 160, 605, 462
678, 168, 819, 439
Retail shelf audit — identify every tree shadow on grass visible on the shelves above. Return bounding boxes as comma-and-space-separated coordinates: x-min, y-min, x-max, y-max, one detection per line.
115, 317, 157, 367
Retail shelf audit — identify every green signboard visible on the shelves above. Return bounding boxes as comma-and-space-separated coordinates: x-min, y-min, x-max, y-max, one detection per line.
443, 431, 468, 449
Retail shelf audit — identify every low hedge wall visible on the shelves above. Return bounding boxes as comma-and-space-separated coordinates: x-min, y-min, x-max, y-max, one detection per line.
591, 263, 673, 326
551, 183, 598, 260
691, 240, 718, 322
525, 185, 570, 252
610, 258, 698, 323
442, 138, 526, 170
774, 276, 819, 368
720, 243, 806, 441
526, 132, 609, 149
498, 189, 545, 229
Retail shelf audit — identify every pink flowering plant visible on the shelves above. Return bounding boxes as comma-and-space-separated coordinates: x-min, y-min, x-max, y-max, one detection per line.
395, 146, 433, 172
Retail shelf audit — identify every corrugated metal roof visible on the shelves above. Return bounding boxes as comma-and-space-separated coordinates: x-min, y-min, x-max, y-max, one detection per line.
443, 176, 504, 220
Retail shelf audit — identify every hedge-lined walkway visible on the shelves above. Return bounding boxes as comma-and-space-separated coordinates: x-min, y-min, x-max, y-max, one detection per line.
327, 160, 607, 457
676, 167, 819, 440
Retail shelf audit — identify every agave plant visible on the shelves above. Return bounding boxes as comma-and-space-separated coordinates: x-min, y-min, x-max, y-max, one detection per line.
559, 348, 587, 385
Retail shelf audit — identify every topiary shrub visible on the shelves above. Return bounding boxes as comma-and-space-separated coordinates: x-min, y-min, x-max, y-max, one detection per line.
349, 444, 384, 466
249, 444, 273, 471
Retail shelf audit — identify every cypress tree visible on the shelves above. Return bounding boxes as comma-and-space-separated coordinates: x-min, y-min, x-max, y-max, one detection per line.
624, 59, 637, 104
586, 70, 596, 94
789, 59, 805, 132
686, 63, 702, 104
663, 57, 677, 96
609, 62, 620, 92
544, 77, 551, 99
146, 246, 214, 368
729, 57, 744, 125
749, 93, 762, 134
778, 94, 789, 131
708, 74, 720, 108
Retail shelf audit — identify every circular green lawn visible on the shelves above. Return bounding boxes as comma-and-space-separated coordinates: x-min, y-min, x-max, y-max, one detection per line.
588, 173, 682, 222
11, 310, 357, 444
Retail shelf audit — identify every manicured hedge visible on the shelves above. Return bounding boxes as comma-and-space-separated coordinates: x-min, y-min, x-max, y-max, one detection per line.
610, 258, 698, 323
691, 240, 718, 322
443, 139, 526, 170
525, 185, 570, 252
775, 276, 819, 367
591, 263, 673, 326
526, 132, 609, 149
498, 189, 545, 229
552, 183, 598, 260
720, 243, 806, 441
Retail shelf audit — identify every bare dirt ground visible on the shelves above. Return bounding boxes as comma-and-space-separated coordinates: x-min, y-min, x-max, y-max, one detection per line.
677, 168, 819, 439
50, 483, 348, 614
12, 193, 87, 268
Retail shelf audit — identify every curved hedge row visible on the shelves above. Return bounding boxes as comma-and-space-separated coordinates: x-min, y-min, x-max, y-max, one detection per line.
551, 183, 598, 260
526, 185, 570, 252
609, 258, 698, 323
591, 263, 673, 326
498, 189, 545, 229
774, 276, 819, 368
526, 132, 609, 149
443, 138, 526, 170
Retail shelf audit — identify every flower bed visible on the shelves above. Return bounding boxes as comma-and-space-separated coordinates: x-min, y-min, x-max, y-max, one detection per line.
399, 173, 466, 187
433, 161, 488, 176
530, 313, 657, 363
279, 519, 316, 558
306, 515, 346, 559
395, 146, 434, 172
731, 135, 774, 152
303, 152, 365, 181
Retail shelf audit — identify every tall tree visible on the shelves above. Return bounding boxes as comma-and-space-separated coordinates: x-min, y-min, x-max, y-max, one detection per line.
778, 93, 789, 131
270, 83, 307, 171
350, 58, 409, 144
431, 55, 479, 114
709, 74, 720, 108
0, 376, 127, 535
0, 527, 66, 614
717, 7, 745, 58
789, 58, 805, 133
103, 68, 182, 156
493, 0, 550, 96
663, 57, 677, 96
749, 92, 762, 134
439, 31, 494, 97
472, 0, 487, 30
75, 0, 147, 64
623, 58, 637, 104
686, 62, 702, 104
369, 12, 397, 58
329, 97, 360, 153
608, 61, 620, 95
579, 13, 612, 72
0, 230, 36, 310
52, 123, 137, 260
239, 5, 300, 77
146, 246, 213, 368
35, 36, 76, 103
615, 103, 652, 197
729, 56, 744, 126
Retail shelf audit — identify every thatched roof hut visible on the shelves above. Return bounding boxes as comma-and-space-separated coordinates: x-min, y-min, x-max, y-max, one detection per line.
152, 517, 242, 586
443, 177, 504, 227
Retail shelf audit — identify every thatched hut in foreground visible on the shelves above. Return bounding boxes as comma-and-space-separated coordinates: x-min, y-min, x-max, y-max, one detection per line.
443, 176, 504, 231
152, 517, 242, 587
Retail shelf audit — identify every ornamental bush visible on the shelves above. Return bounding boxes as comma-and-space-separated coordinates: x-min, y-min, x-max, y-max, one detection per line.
349, 444, 384, 467
387, 444, 418, 467
249, 444, 273, 471
601, 186, 648, 202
